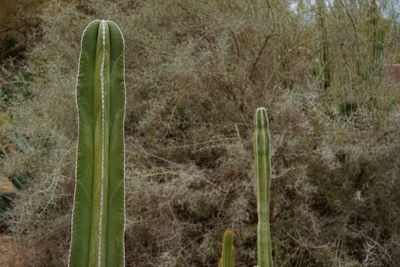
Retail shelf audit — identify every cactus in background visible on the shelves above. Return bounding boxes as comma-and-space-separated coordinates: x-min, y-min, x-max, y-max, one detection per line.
372, 27, 385, 66
369, 0, 385, 74
253, 108, 273, 267
68, 20, 126, 267
316, 0, 331, 89
218, 229, 235, 267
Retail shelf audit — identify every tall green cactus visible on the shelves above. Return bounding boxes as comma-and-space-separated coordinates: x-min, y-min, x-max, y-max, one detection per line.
68, 20, 126, 267
218, 229, 235, 267
253, 107, 273, 267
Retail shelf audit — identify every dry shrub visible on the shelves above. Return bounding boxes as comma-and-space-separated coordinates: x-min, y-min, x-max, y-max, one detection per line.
0, 0, 399, 266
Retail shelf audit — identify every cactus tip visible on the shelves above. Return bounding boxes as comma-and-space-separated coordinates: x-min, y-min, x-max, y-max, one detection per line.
254, 107, 269, 128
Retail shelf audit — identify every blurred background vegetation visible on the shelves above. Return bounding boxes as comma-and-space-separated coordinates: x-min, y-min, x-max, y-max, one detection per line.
0, 0, 400, 266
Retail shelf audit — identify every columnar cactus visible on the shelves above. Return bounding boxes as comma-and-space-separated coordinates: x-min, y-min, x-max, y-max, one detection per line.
68, 20, 126, 267
316, 0, 331, 89
218, 229, 235, 267
253, 107, 273, 267
369, 0, 385, 73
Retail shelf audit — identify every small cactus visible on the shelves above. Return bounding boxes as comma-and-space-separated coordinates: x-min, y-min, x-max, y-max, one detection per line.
219, 229, 235, 267
68, 20, 126, 267
253, 107, 273, 267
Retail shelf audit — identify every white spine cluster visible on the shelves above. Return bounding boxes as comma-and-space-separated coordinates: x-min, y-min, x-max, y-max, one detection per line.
97, 19, 106, 267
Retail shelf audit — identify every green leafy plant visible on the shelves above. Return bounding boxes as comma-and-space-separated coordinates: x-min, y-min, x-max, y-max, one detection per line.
0, 71, 34, 105
0, 173, 31, 217
68, 20, 126, 267
0, 191, 15, 216
253, 107, 273, 267
218, 229, 235, 267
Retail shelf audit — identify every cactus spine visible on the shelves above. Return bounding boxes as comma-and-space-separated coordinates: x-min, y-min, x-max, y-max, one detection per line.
69, 20, 126, 267
253, 108, 273, 267
218, 229, 235, 267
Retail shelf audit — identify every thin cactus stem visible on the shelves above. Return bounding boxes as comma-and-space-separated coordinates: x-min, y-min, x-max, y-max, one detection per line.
219, 229, 235, 267
254, 107, 273, 267
68, 20, 126, 267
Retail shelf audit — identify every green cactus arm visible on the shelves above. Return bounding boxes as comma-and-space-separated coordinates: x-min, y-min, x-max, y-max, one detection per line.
68, 20, 125, 267
219, 229, 235, 267
253, 107, 273, 267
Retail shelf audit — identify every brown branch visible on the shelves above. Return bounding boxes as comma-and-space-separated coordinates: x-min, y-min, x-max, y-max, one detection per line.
230, 31, 240, 61
248, 34, 275, 83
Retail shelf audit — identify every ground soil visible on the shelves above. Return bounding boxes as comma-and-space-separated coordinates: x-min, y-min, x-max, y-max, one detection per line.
0, 233, 27, 267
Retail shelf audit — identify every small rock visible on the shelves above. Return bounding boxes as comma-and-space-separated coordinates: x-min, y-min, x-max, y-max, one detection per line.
389, 64, 400, 84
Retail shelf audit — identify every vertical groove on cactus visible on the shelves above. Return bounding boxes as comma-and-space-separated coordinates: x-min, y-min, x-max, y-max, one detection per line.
68, 19, 126, 267
218, 229, 235, 267
254, 108, 273, 267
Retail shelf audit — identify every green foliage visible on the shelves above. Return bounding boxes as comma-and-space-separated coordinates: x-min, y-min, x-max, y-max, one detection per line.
253, 108, 273, 267
0, 173, 31, 217
0, 131, 32, 218
9, 132, 32, 152
0, 191, 15, 216
218, 229, 235, 267
68, 20, 126, 267
9, 172, 32, 191
0, 71, 33, 106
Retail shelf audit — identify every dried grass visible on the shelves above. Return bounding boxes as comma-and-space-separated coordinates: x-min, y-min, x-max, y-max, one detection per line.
0, 0, 400, 266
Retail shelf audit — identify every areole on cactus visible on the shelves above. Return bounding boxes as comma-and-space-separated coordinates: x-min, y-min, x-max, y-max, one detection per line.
68, 20, 126, 267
